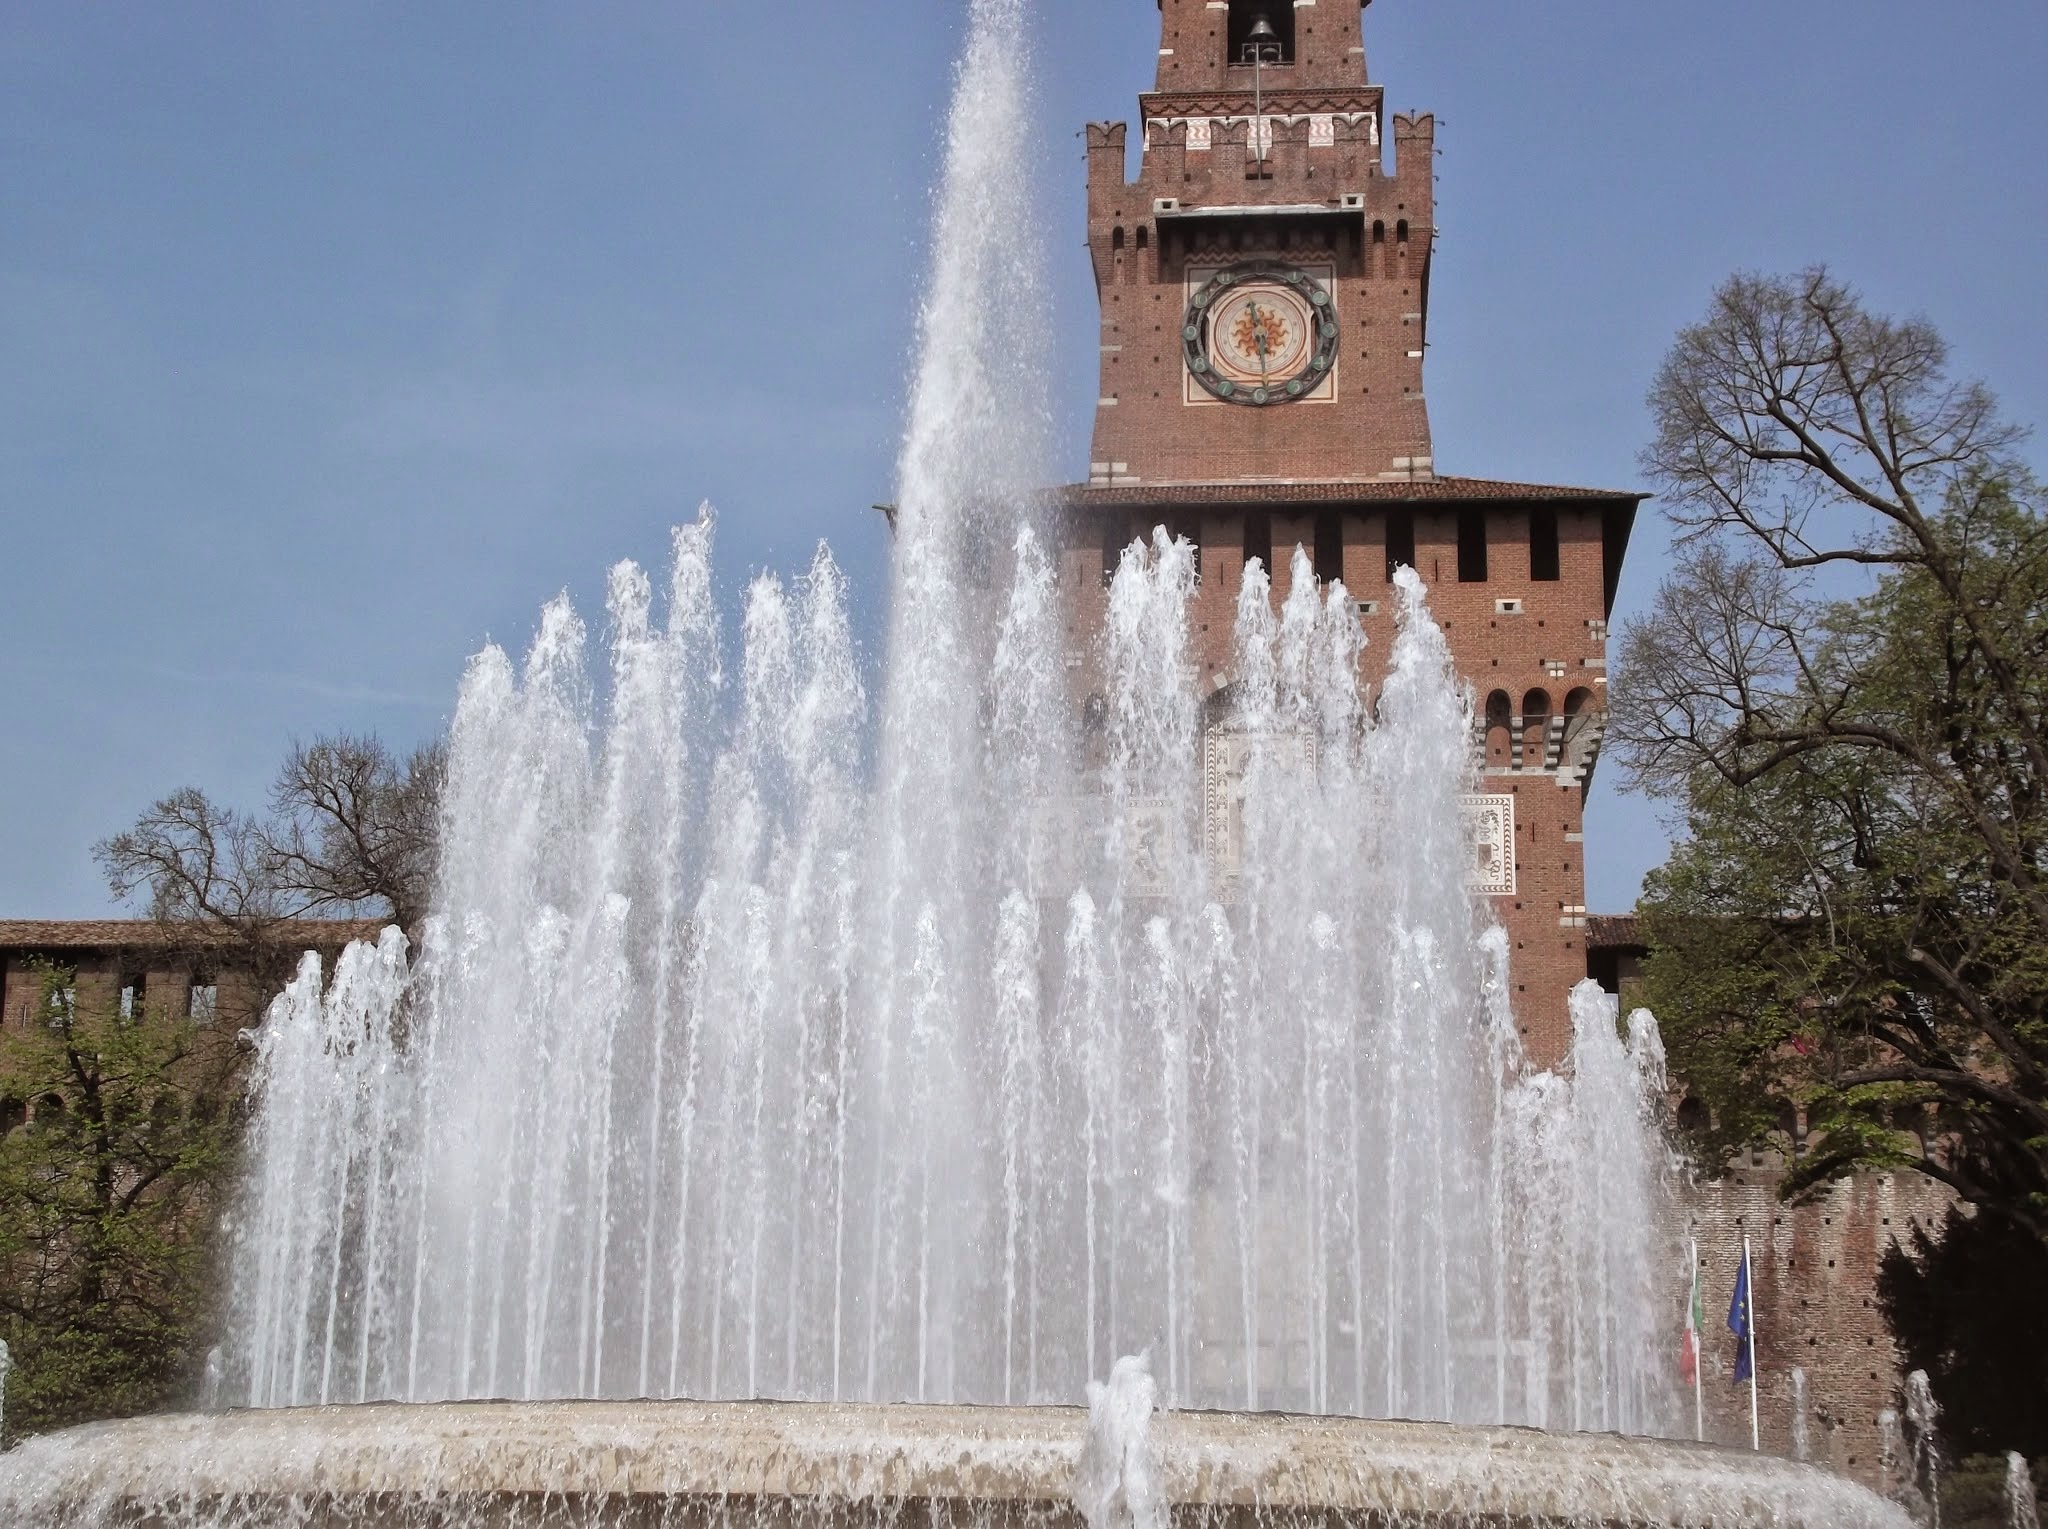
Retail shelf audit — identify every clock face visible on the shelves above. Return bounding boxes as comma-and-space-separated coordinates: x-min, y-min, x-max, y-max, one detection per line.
1184, 261, 1339, 406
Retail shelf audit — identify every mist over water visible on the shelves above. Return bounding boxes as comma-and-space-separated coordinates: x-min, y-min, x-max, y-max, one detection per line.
223, 0, 1677, 1435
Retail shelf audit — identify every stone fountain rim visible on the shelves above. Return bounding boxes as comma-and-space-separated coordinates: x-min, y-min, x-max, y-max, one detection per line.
0, 1397, 1911, 1528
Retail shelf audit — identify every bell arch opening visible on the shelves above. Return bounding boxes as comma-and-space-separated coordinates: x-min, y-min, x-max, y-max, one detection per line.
1228, 3, 1296, 64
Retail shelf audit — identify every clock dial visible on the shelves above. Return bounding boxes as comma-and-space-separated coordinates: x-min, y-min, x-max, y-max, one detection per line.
1184, 261, 1339, 406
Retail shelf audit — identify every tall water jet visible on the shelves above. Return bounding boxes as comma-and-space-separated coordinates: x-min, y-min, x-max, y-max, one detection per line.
1792, 1366, 1810, 1462
2011, 1452, 2042, 1529
1906, 1370, 1943, 1529
1073, 1356, 1165, 1529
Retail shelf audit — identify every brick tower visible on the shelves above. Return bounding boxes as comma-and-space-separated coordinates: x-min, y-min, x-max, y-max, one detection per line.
1057, 0, 1645, 1063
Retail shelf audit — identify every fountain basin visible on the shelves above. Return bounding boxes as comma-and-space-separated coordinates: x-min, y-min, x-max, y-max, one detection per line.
0, 1400, 1909, 1527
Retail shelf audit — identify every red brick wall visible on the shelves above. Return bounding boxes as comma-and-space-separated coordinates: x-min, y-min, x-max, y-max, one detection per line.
1681, 1168, 1953, 1492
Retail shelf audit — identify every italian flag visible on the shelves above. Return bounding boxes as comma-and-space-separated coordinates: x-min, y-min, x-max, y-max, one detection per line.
1680, 1249, 1704, 1385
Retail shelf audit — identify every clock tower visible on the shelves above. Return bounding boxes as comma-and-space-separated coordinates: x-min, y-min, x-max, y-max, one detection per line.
1084, 0, 1434, 486
1059, 1, 1647, 1065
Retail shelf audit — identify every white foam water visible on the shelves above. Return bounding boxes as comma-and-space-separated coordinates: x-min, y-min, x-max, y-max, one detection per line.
1074, 1356, 1164, 1529
2011, 1452, 2041, 1529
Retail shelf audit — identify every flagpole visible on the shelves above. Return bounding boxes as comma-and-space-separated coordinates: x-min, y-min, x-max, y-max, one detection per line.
1744, 1235, 1760, 1452
1692, 1237, 1704, 1444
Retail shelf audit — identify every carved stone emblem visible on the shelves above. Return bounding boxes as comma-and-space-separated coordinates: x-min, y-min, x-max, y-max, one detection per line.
1203, 727, 1317, 894
1464, 794, 1516, 896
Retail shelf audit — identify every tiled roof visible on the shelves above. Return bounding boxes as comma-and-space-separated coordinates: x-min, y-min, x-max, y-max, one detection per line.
1060, 476, 1646, 508
1585, 914, 1645, 950
0, 919, 386, 951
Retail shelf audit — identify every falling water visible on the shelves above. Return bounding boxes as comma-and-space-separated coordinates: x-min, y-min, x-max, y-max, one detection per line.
1073, 1355, 1164, 1529
2010, 1453, 2041, 1529
1906, 1371, 1942, 1529
0, 1337, 12, 1446
213, 0, 1677, 1437
1791, 1366, 1809, 1462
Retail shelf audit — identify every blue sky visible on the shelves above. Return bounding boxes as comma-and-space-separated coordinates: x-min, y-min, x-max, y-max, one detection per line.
3, 1, 2044, 917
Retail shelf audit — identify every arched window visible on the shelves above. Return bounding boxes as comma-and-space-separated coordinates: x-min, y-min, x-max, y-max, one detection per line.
1521, 689, 1552, 769
1135, 225, 1149, 251
1372, 220, 1386, 245
1484, 691, 1513, 768
1227, 1, 1295, 63
1676, 1096, 1711, 1137
0, 1097, 24, 1136
1561, 688, 1598, 770
33, 1092, 65, 1126
1396, 219, 1410, 243
1112, 225, 1126, 253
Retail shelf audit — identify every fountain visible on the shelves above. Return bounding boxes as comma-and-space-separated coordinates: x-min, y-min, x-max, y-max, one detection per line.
1791, 1366, 1810, 1462
1906, 1370, 1943, 1529
0, 0, 1910, 1524
2011, 1452, 2042, 1529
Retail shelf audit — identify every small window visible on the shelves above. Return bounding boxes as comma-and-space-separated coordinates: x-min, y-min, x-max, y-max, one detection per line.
1112, 225, 1126, 253
119, 973, 147, 1021
1372, 220, 1386, 245
1135, 225, 1149, 251
1676, 1097, 1711, 1137
1314, 511, 1344, 584
1530, 508, 1560, 582
1243, 510, 1272, 578
1457, 509, 1488, 582
188, 978, 219, 1026
0, 1097, 24, 1135
1384, 512, 1416, 581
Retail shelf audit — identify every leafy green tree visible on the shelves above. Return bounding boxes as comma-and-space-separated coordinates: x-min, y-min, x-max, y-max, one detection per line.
0, 964, 244, 1440
1612, 268, 2048, 1244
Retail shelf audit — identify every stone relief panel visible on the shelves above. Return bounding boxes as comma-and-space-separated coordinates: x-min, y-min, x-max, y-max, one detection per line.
1203, 727, 1317, 895
1025, 795, 1184, 897
1465, 793, 1515, 896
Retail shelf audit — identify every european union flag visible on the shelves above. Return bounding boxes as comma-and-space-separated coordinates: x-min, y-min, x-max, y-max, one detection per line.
1727, 1244, 1754, 1384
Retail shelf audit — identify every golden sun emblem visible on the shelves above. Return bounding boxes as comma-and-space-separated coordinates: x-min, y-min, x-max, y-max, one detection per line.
1231, 303, 1290, 362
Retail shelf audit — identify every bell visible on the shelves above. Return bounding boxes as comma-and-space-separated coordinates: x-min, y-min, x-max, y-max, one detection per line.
1243, 15, 1282, 62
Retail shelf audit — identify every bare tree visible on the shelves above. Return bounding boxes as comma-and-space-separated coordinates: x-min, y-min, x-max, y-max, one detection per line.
97, 734, 444, 952
265, 736, 444, 933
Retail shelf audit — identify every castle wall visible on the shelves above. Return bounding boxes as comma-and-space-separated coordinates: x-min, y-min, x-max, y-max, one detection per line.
1679, 1167, 1953, 1494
